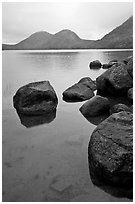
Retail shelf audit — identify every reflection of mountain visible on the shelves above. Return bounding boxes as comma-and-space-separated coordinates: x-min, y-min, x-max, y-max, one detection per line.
16, 109, 56, 128
2, 16, 133, 50
89, 166, 133, 199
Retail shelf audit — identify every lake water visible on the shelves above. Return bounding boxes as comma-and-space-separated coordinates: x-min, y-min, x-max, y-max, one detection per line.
2, 50, 133, 202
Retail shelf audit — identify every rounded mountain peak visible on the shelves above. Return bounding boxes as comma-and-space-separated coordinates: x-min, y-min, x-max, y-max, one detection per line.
29, 31, 52, 38
54, 29, 80, 39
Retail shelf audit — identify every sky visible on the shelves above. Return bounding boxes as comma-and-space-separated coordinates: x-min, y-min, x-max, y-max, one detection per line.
2, 2, 133, 44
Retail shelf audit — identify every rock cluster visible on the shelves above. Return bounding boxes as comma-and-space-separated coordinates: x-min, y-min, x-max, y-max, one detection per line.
86, 56, 133, 195
13, 55, 133, 197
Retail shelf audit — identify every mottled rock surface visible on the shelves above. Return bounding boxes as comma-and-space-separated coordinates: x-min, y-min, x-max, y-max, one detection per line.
88, 111, 133, 188
110, 103, 131, 115
96, 63, 133, 96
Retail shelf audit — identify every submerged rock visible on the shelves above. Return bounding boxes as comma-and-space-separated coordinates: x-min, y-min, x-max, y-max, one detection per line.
110, 103, 131, 115
79, 95, 110, 117
96, 63, 133, 96
13, 81, 58, 115
88, 111, 133, 188
62, 77, 95, 102
89, 60, 102, 69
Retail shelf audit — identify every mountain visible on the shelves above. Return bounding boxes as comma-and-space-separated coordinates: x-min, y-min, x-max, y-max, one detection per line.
2, 16, 133, 50
95, 16, 133, 49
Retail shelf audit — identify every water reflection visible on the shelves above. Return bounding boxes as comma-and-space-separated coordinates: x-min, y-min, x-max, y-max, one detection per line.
19, 52, 80, 71
80, 113, 109, 126
15, 109, 56, 128
88, 164, 133, 199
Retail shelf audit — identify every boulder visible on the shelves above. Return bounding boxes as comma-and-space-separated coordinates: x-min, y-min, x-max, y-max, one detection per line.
102, 61, 122, 69
102, 63, 112, 69
126, 58, 133, 78
110, 103, 131, 115
89, 60, 102, 69
88, 111, 133, 188
13, 81, 58, 115
78, 77, 96, 91
96, 63, 133, 96
62, 77, 95, 102
127, 88, 133, 101
79, 95, 110, 117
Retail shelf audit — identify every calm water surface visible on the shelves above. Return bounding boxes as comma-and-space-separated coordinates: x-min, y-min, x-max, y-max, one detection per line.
2, 50, 132, 202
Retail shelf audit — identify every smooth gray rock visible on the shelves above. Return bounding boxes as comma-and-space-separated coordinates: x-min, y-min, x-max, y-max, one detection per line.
13, 81, 58, 115
88, 111, 133, 187
78, 77, 96, 91
89, 60, 102, 69
62, 77, 95, 102
79, 95, 110, 116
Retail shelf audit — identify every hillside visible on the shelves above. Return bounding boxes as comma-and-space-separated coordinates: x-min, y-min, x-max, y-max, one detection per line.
96, 16, 133, 49
2, 16, 133, 50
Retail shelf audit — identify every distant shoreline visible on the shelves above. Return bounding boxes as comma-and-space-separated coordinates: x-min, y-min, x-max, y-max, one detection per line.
2, 49, 133, 52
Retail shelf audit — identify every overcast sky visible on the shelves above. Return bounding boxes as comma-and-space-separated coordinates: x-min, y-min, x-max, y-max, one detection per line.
2, 2, 133, 44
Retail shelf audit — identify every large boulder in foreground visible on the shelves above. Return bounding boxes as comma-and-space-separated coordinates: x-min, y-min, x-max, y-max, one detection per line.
79, 95, 110, 117
62, 77, 95, 102
110, 103, 132, 115
13, 81, 58, 115
88, 111, 133, 188
89, 60, 102, 69
96, 63, 133, 96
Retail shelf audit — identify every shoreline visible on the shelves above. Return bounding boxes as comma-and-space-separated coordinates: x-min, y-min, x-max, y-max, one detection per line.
2, 49, 133, 53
